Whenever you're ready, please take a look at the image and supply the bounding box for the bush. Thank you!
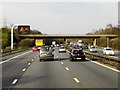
[110,38,120,50]
[18,38,34,48]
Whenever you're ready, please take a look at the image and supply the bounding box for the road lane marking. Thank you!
[74,78,80,83]
[65,67,69,70]
[22,68,26,72]
[61,62,63,64]
[0,50,32,65]
[32,59,34,61]
[90,60,120,73]
[86,58,120,73]
[28,63,31,65]
[12,79,18,85]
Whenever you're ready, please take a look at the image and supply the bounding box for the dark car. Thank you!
[69,49,85,61]
[39,46,54,61]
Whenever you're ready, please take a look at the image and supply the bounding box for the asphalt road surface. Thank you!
[1,47,119,89]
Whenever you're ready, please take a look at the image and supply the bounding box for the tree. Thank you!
[1,28,11,49]
[18,38,34,48]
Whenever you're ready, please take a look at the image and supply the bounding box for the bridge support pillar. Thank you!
[107,37,109,47]
[34,38,36,46]
[93,38,97,47]
[64,38,67,46]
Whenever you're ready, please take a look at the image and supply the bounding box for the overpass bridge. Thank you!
[19,34,118,47]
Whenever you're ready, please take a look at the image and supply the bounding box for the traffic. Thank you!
[31,39,118,63]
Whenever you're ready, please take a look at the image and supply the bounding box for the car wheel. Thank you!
[39,59,42,62]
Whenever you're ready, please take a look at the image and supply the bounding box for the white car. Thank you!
[89,46,97,52]
[59,46,66,52]
[103,47,114,55]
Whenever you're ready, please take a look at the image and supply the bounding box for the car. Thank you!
[89,46,97,52]
[39,46,54,61]
[69,49,86,61]
[103,47,114,55]
[59,46,66,53]
[32,46,39,51]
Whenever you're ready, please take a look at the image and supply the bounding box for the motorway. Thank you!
[1,47,119,89]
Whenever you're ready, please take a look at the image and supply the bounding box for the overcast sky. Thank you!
[1,1,118,34]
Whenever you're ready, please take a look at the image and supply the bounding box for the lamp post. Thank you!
[11,24,30,50]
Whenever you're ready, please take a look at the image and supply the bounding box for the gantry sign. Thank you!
[11,24,30,50]
[18,25,30,34]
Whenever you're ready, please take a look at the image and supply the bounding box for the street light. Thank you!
[11,24,30,50]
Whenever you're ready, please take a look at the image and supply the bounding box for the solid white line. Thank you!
[90,60,120,73]
[74,78,80,83]
[22,68,26,72]
[0,50,32,65]
[28,63,31,65]
[12,79,18,85]
[61,62,63,64]
[86,58,120,73]
[65,67,69,70]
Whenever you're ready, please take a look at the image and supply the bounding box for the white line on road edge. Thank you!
[65,67,69,70]
[74,78,80,83]
[22,68,26,72]
[90,60,120,73]
[0,50,32,65]
[28,63,31,65]
[86,58,120,73]
[12,79,18,85]
[61,62,63,64]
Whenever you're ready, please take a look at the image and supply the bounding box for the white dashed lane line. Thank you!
[61,62,64,64]
[12,79,18,85]
[22,68,26,72]
[28,63,31,65]
[74,78,80,83]
[65,67,69,70]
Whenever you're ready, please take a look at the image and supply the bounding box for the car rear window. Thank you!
[73,50,83,54]
[106,48,112,50]
[60,47,65,49]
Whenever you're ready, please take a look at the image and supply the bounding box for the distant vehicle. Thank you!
[32,46,39,51]
[77,40,84,47]
[35,39,43,46]
[69,49,85,61]
[59,46,66,53]
[56,44,59,47]
[103,47,114,55]
[52,41,56,45]
[39,46,54,61]
[89,46,97,52]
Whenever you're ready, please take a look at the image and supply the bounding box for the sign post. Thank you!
[11,24,30,50]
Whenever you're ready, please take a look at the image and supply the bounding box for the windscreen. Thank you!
[73,50,84,54]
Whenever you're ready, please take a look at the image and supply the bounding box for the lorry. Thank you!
[35,39,43,46]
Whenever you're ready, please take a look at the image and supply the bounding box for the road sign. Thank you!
[18,25,30,34]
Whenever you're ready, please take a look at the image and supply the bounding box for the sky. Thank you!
[1,1,118,34]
